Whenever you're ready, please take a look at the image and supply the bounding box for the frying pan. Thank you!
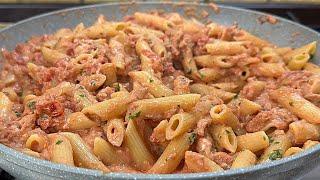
[0,2,319,180]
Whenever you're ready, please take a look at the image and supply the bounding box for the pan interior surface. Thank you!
[0,2,319,180]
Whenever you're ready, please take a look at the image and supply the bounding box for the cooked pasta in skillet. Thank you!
[0,12,318,174]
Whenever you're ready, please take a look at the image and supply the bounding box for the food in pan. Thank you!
[0,12,318,174]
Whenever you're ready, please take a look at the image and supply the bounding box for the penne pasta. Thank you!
[103,118,125,147]
[148,132,195,174]
[61,132,110,172]
[185,151,223,172]
[93,137,123,165]
[270,87,320,124]
[129,71,174,97]
[210,125,237,153]
[237,131,269,153]
[66,112,98,131]
[231,150,256,169]
[49,134,74,166]
[166,112,198,140]
[190,83,236,102]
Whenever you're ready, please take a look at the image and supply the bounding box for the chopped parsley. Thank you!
[56,140,63,145]
[79,94,86,98]
[79,85,85,90]
[289,101,294,106]
[273,141,280,145]
[17,91,23,97]
[27,101,36,110]
[263,136,266,141]
[90,80,96,86]
[188,132,197,145]
[233,93,239,100]
[269,149,282,161]
[199,72,205,79]
[268,135,274,143]
[226,130,231,134]
[149,78,154,83]
[15,111,21,117]
[114,83,120,92]
[310,54,314,60]
[128,111,141,120]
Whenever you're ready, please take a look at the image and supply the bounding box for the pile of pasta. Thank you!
[0,12,319,174]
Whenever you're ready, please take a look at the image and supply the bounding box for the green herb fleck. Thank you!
[274,141,280,145]
[188,132,197,145]
[226,130,231,134]
[15,111,21,117]
[199,72,205,79]
[79,94,86,98]
[289,101,294,106]
[269,149,282,161]
[128,111,141,120]
[56,140,63,145]
[233,93,239,100]
[149,78,154,83]
[17,91,23,97]
[27,101,36,110]
[114,83,120,92]
[268,135,274,143]
[310,54,314,60]
[79,85,85,89]
[90,80,96,86]
[263,136,266,141]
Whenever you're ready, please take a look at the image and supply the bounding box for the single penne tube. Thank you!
[231,150,256,169]
[206,41,246,55]
[49,134,74,166]
[25,134,47,153]
[79,74,106,92]
[284,147,303,157]
[148,132,195,174]
[207,22,224,37]
[60,132,110,172]
[253,63,285,78]
[150,120,169,147]
[127,94,201,120]
[181,43,199,80]
[124,119,154,171]
[198,68,221,82]
[194,55,233,68]
[41,46,67,64]
[82,92,130,121]
[66,112,98,131]
[303,140,320,150]
[99,63,117,86]
[237,131,269,153]
[135,38,156,75]
[288,120,320,145]
[270,87,320,124]
[166,112,197,140]
[190,83,236,102]
[259,133,292,163]
[93,137,123,165]
[210,125,237,153]
[287,53,310,70]
[283,41,317,63]
[234,30,271,48]
[129,71,174,97]
[210,82,240,93]
[185,151,223,172]
[147,33,166,57]
[239,98,262,116]
[109,37,126,71]
[134,12,173,31]
[210,104,240,130]
[103,118,125,147]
